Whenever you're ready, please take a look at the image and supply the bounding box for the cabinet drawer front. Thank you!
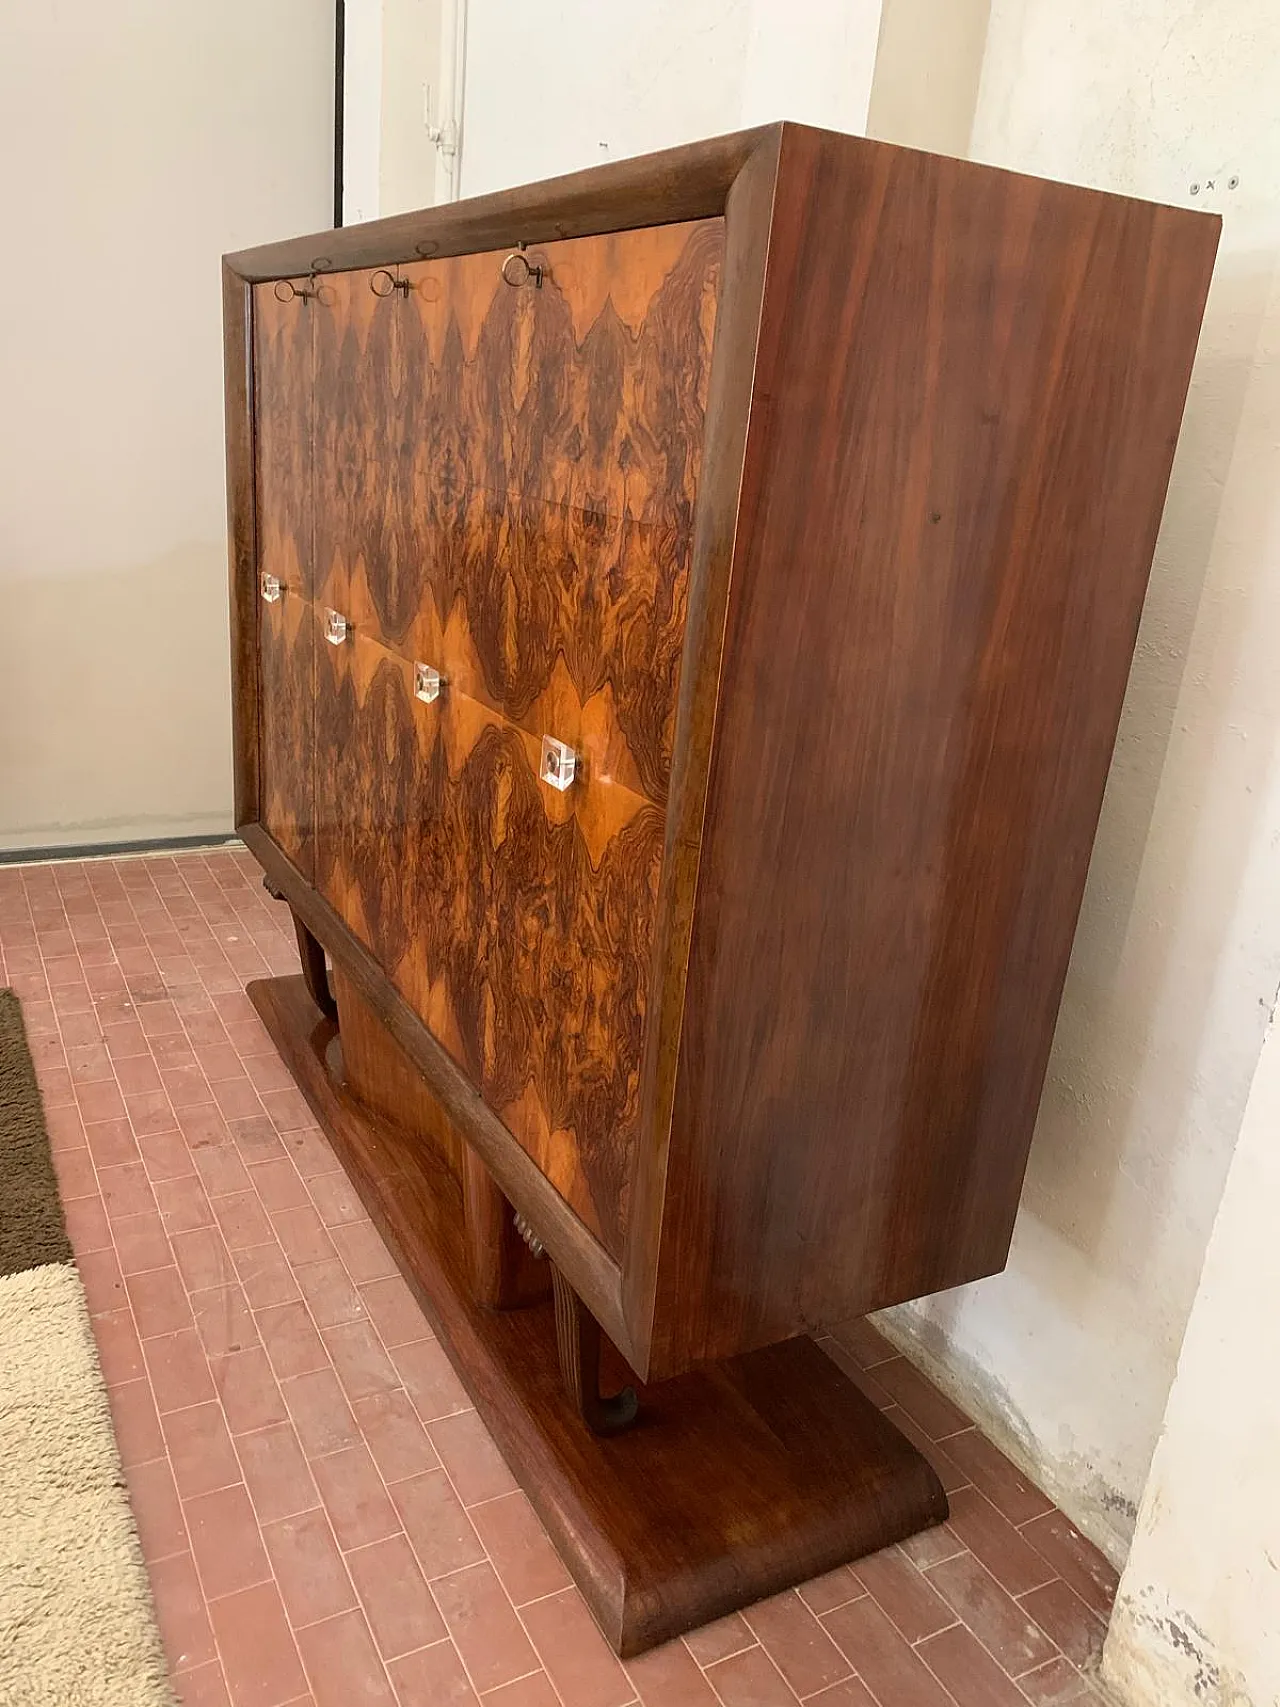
[313,626,661,1259]
[311,219,723,800]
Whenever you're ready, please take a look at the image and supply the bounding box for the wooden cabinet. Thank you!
[226,123,1217,1653]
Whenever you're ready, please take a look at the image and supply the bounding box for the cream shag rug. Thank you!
[0,988,172,1707]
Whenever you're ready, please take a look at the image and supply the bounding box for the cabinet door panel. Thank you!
[403,703,664,1260]
[311,623,662,1256]
[254,282,315,875]
[314,630,434,979]
[306,224,721,1255]
[311,221,722,800]
[311,269,434,648]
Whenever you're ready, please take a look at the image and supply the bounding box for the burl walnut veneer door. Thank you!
[253,279,317,881]
[309,226,723,1256]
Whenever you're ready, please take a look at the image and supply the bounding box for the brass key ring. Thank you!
[501,246,543,289]
[371,268,411,298]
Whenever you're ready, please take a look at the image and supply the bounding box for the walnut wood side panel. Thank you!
[644,128,1221,1374]
[227,125,1219,1391]
[248,971,947,1655]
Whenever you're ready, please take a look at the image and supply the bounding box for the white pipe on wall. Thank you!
[428,0,467,199]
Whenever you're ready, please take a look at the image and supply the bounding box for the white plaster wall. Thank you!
[865,0,990,158]
[380,0,443,213]
[0,3,333,852]
[343,0,385,222]
[875,0,1280,1565]
[342,0,445,221]
[1105,980,1280,1704]
[459,0,882,198]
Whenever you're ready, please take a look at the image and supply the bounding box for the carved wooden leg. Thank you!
[551,1264,638,1436]
[264,876,337,1021]
[292,914,338,1021]
[464,1147,539,1309]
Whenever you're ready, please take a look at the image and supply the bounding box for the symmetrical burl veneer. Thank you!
[225,122,1218,1652]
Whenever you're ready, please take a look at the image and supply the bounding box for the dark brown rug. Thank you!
[0,987,72,1276]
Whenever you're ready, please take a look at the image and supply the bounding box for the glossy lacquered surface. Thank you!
[228,123,1219,1385]
[254,225,723,1260]
[250,971,947,1656]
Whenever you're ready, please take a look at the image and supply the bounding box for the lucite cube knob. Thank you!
[414,662,444,704]
[323,608,351,645]
[260,572,282,603]
[539,735,577,792]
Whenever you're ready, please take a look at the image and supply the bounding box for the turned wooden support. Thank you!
[264,881,338,1023]
[463,1147,537,1310]
[551,1264,638,1436]
[293,916,337,1020]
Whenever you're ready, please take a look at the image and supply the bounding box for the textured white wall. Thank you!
[0,3,334,852]
[459,0,882,198]
[342,0,445,220]
[865,0,990,157]
[874,0,1280,1566]
[1105,982,1280,1704]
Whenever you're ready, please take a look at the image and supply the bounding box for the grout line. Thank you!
[22,852,1111,1707]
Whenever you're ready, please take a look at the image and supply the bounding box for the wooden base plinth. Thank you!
[249,974,948,1655]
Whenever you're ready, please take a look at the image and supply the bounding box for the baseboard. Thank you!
[0,834,242,868]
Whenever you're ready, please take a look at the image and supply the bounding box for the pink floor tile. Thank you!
[3,848,1118,1707]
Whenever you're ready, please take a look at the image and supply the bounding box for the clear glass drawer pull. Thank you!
[414,663,444,704]
[260,572,282,603]
[324,609,351,645]
[539,735,577,792]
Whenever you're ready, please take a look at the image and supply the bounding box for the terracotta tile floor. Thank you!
[0,848,1120,1707]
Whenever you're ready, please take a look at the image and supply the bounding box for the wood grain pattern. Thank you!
[257,593,315,881]
[249,970,948,1655]
[253,281,316,876]
[300,224,722,1256]
[325,960,465,1172]
[313,628,665,1257]
[224,125,769,282]
[643,126,1221,1375]
[229,126,1218,1392]
[312,222,723,800]
[462,1143,549,1310]
[330,965,548,1308]
[243,822,632,1362]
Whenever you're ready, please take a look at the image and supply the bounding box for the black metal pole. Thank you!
[333,0,345,228]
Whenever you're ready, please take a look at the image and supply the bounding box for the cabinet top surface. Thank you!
[223,120,1218,286]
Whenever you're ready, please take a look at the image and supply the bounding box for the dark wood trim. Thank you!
[241,822,635,1362]
[461,1146,547,1310]
[624,126,782,1368]
[291,910,337,1019]
[551,1265,639,1436]
[222,125,776,282]
[249,971,949,1656]
[223,262,260,830]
